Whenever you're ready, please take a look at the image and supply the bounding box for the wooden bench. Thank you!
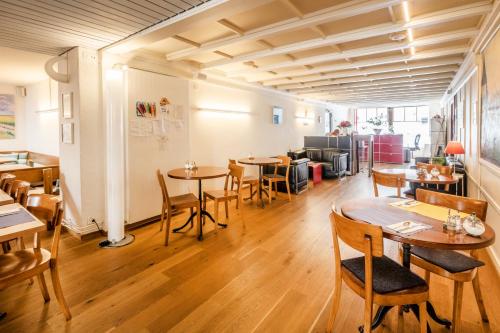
[0,151,59,186]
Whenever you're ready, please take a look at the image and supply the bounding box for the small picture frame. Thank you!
[272,106,283,125]
[62,92,73,119]
[61,123,74,144]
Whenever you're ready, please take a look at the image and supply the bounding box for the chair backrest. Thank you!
[274,155,291,178]
[156,170,171,208]
[0,173,16,191]
[43,168,53,194]
[27,194,62,230]
[416,162,452,176]
[225,163,244,194]
[414,134,421,148]
[416,189,488,221]
[10,180,30,207]
[228,159,236,165]
[372,170,405,197]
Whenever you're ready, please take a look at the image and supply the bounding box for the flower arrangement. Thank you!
[338,120,352,128]
[366,115,384,127]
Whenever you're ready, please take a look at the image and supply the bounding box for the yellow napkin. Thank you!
[391,200,468,221]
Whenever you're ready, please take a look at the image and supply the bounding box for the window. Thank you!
[356,107,388,133]
[392,105,430,147]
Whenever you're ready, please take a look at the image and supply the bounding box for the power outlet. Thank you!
[88,217,98,225]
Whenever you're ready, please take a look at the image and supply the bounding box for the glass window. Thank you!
[366,108,377,120]
[405,107,417,121]
[357,108,367,123]
[393,107,405,121]
[417,105,429,123]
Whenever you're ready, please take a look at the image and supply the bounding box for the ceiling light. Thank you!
[407,28,414,42]
[402,1,411,22]
[410,47,416,55]
[389,32,407,41]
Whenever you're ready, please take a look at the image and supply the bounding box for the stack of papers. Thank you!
[390,199,422,208]
[387,220,432,234]
[0,208,20,217]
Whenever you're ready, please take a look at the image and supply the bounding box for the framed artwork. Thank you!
[272,106,283,125]
[480,30,500,167]
[62,92,73,119]
[0,94,15,139]
[61,123,74,144]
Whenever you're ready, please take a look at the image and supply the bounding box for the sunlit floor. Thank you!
[1,164,498,333]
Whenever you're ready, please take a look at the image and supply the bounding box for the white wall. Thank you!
[24,79,59,156]
[0,83,25,150]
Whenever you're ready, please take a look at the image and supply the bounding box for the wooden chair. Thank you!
[229,159,258,201]
[157,170,200,246]
[203,163,244,233]
[415,162,452,176]
[262,155,291,204]
[409,189,489,332]
[0,197,72,320]
[27,194,62,230]
[8,180,30,207]
[372,169,406,198]
[42,168,60,195]
[327,209,428,333]
[0,173,16,191]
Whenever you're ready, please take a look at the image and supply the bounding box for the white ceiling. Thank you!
[0,0,212,55]
[0,47,51,85]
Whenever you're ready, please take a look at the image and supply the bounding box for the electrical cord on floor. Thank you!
[92,219,105,236]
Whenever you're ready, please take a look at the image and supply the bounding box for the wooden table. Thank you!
[168,166,228,240]
[0,203,45,321]
[340,197,495,332]
[375,168,459,185]
[238,157,282,208]
[0,189,14,206]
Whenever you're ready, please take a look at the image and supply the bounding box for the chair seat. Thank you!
[0,248,50,283]
[170,193,199,208]
[262,174,286,181]
[411,246,484,273]
[342,255,427,294]
[203,189,239,200]
[242,175,259,184]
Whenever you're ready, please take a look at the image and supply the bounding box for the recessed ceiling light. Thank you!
[389,32,407,41]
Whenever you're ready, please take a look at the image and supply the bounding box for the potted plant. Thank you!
[367,115,385,135]
[337,120,352,135]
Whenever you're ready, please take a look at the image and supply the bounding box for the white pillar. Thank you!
[104,68,127,243]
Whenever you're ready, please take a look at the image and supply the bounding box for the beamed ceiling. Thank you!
[112,0,492,105]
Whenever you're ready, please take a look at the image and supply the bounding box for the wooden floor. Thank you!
[1,168,499,333]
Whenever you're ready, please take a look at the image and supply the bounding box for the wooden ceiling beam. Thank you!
[226,28,476,76]
[279,0,303,18]
[249,45,468,82]
[200,1,490,68]
[171,35,201,47]
[265,56,463,86]
[317,89,447,99]
[166,0,402,60]
[217,19,245,35]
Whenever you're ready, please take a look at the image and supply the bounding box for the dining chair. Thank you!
[229,159,258,201]
[262,155,291,204]
[327,208,428,333]
[8,180,30,207]
[28,194,63,230]
[415,162,452,176]
[409,189,489,332]
[42,168,60,195]
[0,173,16,191]
[372,169,406,198]
[203,163,244,233]
[157,170,200,246]
[0,197,72,320]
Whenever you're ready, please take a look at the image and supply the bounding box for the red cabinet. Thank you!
[373,134,403,164]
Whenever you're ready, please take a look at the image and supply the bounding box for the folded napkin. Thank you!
[0,208,20,217]
[387,220,432,235]
[389,199,422,208]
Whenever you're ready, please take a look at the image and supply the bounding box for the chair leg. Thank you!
[224,201,229,219]
[190,207,194,228]
[472,273,489,322]
[425,270,430,285]
[203,195,207,225]
[285,180,291,202]
[250,184,254,200]
[326,278,342,333]
[214,200,219,234]
[50,264,72,320]
[363,298,373,333]
[268,180,273,205]
[452,281,464,333]
[159,204,165,232]
[419,302,427,333]
[164,213,172,246]
[37,272,51,302]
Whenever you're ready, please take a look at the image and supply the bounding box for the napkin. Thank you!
[387,220,432,234]
[390,199,422,208]
[0,208,20,217]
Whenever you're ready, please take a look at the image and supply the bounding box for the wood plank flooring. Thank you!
[1,169,499,333]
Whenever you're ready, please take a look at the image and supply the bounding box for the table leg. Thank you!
[258,165,265,208]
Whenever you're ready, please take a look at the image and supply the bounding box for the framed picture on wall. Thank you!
[272,106,283,125]
[62,92,73,119]
[61,123,74,144]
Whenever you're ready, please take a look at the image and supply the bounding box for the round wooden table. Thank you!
[238,157,282,208]
[340,196,495,331]
[376,168,458,185]
[168,166,228,240]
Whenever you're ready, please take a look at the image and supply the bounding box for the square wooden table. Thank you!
[0,204,45,243]
[0,189,14,206]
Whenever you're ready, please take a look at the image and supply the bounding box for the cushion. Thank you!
[17,159,27,165]
[263,174,285,180]
[321,149,341,163]
[411,246,484,273]
[18,152,28,159]
[342,255,427,294]
[0,153,18,160]
[305,149,322,162]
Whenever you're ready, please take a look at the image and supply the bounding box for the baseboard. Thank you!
[486,247,500,278]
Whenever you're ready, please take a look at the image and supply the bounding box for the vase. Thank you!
[373,128,382,135]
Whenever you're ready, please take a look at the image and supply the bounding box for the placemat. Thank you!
[0,209,35,229]
[390,200,468,222]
